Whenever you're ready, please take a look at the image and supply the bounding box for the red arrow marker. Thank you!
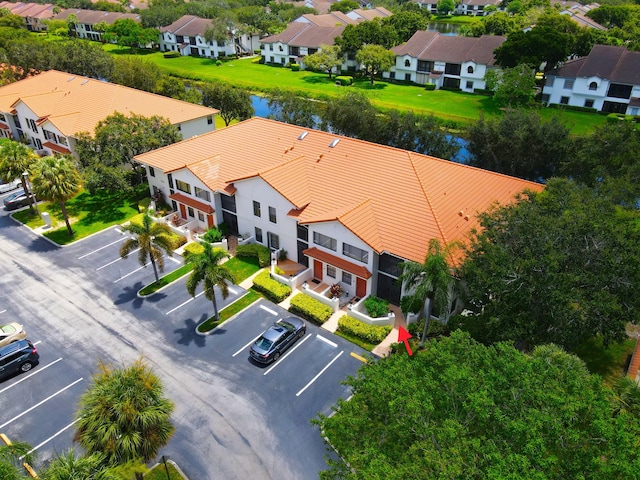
[397,326,413,356]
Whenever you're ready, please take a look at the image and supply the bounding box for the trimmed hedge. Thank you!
[290,63,300,71]
[183,242,204,256]
[288,293,333,325]
[163,51,181,58]
[335,75,353,86]
[236,243,271,267]
[364,296,389,318]
[252,271,291,303]
[337,315,392,343]
[424,84,436,91]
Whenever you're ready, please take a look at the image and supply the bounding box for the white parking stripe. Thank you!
[228,286,238,295]
[0,378,83,429]
[165,291,205,315]
[259,305,278,316]
[316,334,338,348]
[0,309,6,314]
[113,262,151,283]
[22,419,81,457]
[263,334,311,376]
[77,236,128,259]
[96,248,140,271]
[232,333,263,357]
[296,351,344,397]
[0,358,63,394]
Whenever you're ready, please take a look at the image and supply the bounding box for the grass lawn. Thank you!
[573,336,637,384]
[145,462,184,480]
[139,263,193,296]
[102,44,607,135]
[224,255,261,283]
[11,185,148,245]
[333,329,378,353]
[197,288,262,333]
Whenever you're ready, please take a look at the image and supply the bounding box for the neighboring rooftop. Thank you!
[53,8,141,25]
[135,117,542,264]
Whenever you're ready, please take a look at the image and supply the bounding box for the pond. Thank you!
[427,22,461,36]
[250,96,470,163]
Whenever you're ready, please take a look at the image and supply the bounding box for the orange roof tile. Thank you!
[135,118,543,263]
[43,141,71,154]
[0,70,218,138]
[169,192,214,213]
[304,247,372,279]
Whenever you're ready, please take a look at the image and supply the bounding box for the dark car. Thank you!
[0,339,39,381]
[3,189,36,211]
[249,317,306,364]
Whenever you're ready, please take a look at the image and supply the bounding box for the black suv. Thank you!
[0,339,39,381]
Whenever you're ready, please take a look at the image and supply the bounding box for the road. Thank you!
[0,205,368,479]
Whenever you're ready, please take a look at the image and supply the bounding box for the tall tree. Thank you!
[30,155,81,236]
[0,441,33,480]
[458,178,640,352]
[494,26,572,71]
[317,331,640,479]
[484,64,536,107]
[40,451,119,480]
[119,214,175,284]
[75,359,175,465]
[337,19,398,53]
[184,242,235,321]
[0,140,39,213]
[302,45,342,79]
[398,239,460,346]
[356,44,395,85]
[109,56,162,92]
[267,89,319,129]
[102,19,157,51]
[383,11,430,43]
[201,82,254,126]
[321,91,380,141]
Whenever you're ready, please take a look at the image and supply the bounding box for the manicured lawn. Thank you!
[573,336,637,384]
[224,255,261,283]
[139,263,194,296]
[11,185,148,245]
[334,329,378,353]
[102,45,607,134]
[197,288,262,333]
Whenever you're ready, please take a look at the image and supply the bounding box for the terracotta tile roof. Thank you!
[304,247,372,278]
[350,7,393,20]
[159,15,214,36]
[43,141,71,154]
[0,70,218,138]
[393,32,506,66]
[53,9,141,25]
[135,118,543,264]
[261,23,345,48]
[297,11,355,27]
[169,192,214,213]
[0,2,56,19]
[549,45,640,85]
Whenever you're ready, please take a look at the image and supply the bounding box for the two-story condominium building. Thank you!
[159,15,259,58]
[0,70,218,156]
[454,0,502,16]
[542,45,640,114]
[135,117,542,306]
[0,1,57,31]
[53,9,142,41]
[384,31,506,91]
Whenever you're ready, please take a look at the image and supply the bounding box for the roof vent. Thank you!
[67,75,75,82]
[80,79,89,85]
[297,131,308,140]
[328,138,340,148]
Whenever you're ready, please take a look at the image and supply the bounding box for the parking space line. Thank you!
[263,334,312,376]
[165,292,205,315]
[0,358,63,394]
[113,262,151,283]
[228,286,238,295]
[259,305,278,316]
[316,334,338,348]
[296,351,344,397]
[96,248,140,271]
[77,236,128,259]
[22,419,81,457]
[232,333,263,357]
[0,378,83,429]
[0,309,5,314]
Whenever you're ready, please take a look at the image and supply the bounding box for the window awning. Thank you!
[303,247,372,279]
[169,192,214,214]
[43,141,71,154]
[0,122,9,130]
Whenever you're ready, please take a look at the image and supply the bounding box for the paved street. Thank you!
[0,203,369,479]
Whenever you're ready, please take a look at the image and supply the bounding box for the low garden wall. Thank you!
[347,297,395,326]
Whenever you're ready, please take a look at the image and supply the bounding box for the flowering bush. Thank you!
[329,283,343,299]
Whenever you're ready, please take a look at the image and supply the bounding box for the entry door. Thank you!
[206,214,214,228]
[356,277,366,298]
[179,204,186,218]
[313,260,323,281]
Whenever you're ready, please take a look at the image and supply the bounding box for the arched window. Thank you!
[404,59,410,67]
[589,81,598,91]
[467,66,474,74]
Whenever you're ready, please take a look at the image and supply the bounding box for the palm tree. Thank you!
[74,359,175,465]
[0,140,39,214]
[30,155,81,236]
[185,242,235,321]
[398,239,460,347]
[39,450,119,480]
[119,213,174,283]
[0,441,33,480]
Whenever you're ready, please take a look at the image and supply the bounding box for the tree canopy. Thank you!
[201,82,254,126]
[356,44,396,85]
[318,331,640,479]
[302,45,342,79]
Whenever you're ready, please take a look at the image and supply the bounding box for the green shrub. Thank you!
[290,63,300,71]
[183,242,204,256]
[215,59,222,66]
[606,113,634,123]
[288,293,333,325]
[168,234,187,250]
[274,266,285,275]
[364,296,389,318]
[203,227,223,243]
[236,243,271,267]
[335,75,353,86]
[163,51,181,58]
[424,84,436,91]
[338,315,392,343]
[138,197,151,212]
[252,270,291,302]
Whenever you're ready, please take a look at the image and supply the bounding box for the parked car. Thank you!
[0,322,27,348]
[0,339,39,381]
[249,317,306,364]
[3,189,36,211]
[0,178,20,194]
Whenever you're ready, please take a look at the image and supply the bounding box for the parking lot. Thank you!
[0,216,370,478]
